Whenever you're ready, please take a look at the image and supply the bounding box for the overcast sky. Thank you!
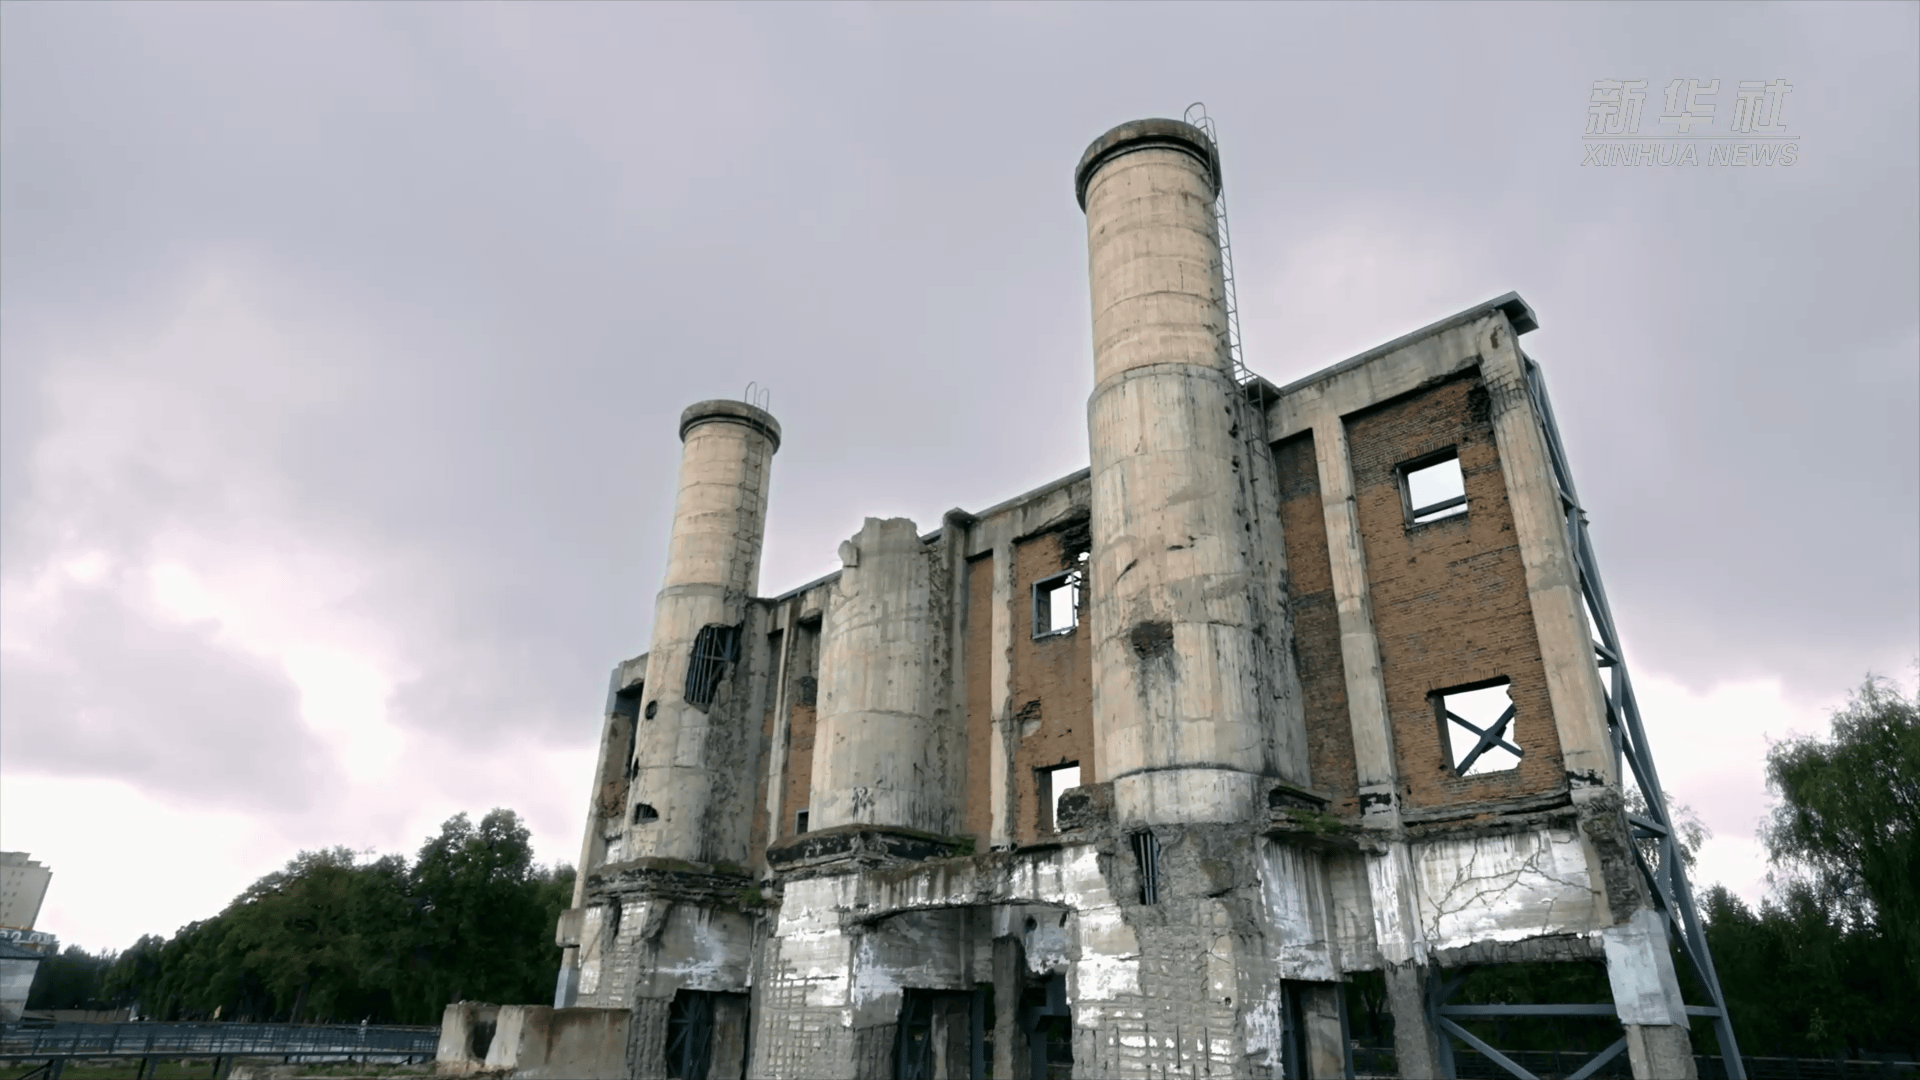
[2,2,1914,955]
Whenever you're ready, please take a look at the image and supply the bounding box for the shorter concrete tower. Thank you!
[625,399,780,866]
[809,517,961,836]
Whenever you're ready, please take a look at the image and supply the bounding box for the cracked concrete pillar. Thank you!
[1296,983,1347,1080]
[1076,117,1305,829]
[992,937,1030,1080]
[1384,964,1442,1079]
[1604,909,1698,1079]
[628,400,779,865]
[810,516,959,835]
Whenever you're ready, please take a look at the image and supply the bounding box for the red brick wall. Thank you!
[1272,432,1361,816]
[1009,529,1095,843]
[777,622,820,840]
[1344,372,1566,809]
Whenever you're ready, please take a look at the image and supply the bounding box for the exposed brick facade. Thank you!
[1272,430,1361,816]
[1009,528,1095,844]
[1343,371,1566,810]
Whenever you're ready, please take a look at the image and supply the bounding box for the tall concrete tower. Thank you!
[625,399,780,865]
[1076,119,1304,829]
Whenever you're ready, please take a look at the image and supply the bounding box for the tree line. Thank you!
[28,808,573,1026]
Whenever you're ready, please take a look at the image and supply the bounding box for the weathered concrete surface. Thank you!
[812,517,960,836]
[1626,1021,1700,1080]
[1479,318,1616,792]
[1602,908,1688,1026]
[1606,907,1697,1078]
[435,1001,500,1075]
[1312,412,1400,826]
[628,400,779,867]
[1079,117,1305,830]
[1384,964,1442,1079]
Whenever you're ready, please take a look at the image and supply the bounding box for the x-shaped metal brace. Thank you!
[1448,704,1519,773]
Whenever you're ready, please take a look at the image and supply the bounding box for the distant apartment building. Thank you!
[0,853,55,1023]
[1,853,52,930]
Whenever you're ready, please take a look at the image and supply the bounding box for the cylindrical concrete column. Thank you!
[810,516,952,835]
[627,400,780,864]
[1076,118,1276,826]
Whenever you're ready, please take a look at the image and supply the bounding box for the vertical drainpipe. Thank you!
[626,399,781,865]
[1075,119,1290,828]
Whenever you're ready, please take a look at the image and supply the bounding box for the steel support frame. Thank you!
[1519,354,1745,1078]
[1409,358,1747,1079]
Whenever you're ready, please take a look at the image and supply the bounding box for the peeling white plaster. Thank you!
[1416,828,1601,949]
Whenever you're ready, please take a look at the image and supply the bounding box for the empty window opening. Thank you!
[1037,763,1081,832]
[632,802,659,824]
[1404,453,1468,525]
[612,687,642,721]
[1130,830,1161,904]
[794,809,809,835]
[1435,681,1523,776]
[684,624,742,710]
[1031,555,1087,637]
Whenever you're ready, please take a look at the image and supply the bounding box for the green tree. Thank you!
[1763,675,1919,972]
[220,847,416,1022]
[99,807,573,1025]
[1702,675,1920,1057]
[400,809,573,1021]
[25,945,117,1011]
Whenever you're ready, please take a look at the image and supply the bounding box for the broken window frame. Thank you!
[632,802,659,824]
[1400,448,1469,527]
[1431,677,1523,777]
[684,624,742,711]
[1030,563,1085,639]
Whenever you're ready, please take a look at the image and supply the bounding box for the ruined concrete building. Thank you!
[548,117,1740,1080]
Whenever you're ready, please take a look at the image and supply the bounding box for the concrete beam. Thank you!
[1477,318,1617,791]
[1311,413,1399,825]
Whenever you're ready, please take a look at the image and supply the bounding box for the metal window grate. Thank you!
[684,624,741,709]
[665,990,714,1080]
[1130,831,1160,904]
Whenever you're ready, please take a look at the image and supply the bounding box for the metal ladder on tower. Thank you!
[1184,102,1256,390]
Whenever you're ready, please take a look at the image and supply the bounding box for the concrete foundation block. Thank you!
[1625,1022,1698,1080]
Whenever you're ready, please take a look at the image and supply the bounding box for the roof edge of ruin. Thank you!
[1266,292,1539,400]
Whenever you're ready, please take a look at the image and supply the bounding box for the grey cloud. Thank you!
[0,582,343,813]
[1,0,1913,804]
